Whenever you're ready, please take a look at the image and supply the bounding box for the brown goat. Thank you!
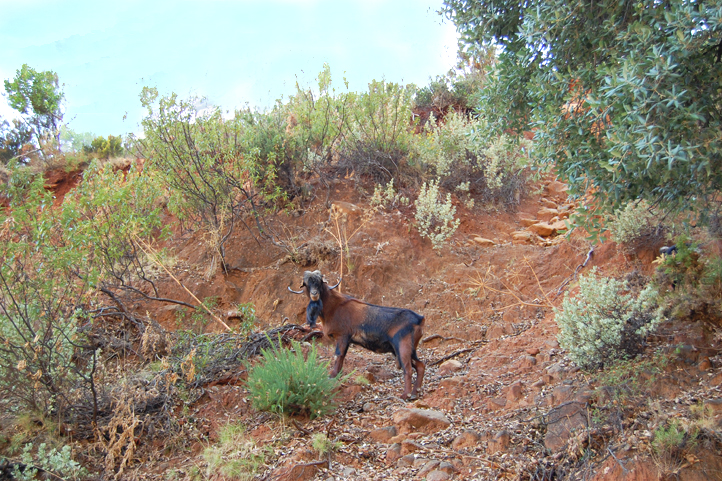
[289,270,425,399]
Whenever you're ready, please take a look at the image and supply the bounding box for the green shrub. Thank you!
[554,268,662,369]
[83,134,123,159]
[653,237,722,321]
[370,178,408,210]
[311,432,342,457]
[414,179,460,250]
[246,340,339,418]
[12,442,86,481]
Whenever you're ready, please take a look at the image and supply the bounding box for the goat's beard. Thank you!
[306,299,323,328]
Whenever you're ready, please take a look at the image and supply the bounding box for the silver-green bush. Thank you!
[554,268,662,369]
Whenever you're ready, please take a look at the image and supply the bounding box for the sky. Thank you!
[0,0,459,137]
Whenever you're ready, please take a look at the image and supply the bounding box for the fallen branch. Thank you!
[430,348,474,367]
[553,247,594,299]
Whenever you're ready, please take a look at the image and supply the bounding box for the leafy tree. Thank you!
[0,118,33,164]
[135,88,286,270]
[4,64,64,143]
[83,134,124,158]
[443,1,722,227]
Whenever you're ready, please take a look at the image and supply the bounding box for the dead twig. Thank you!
[292,420,312,436]
[133,235,232,331]
[430,348,474,367]
[553,247,594,300]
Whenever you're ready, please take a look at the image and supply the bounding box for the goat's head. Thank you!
[287,270,340,301]
[288,270,340,327]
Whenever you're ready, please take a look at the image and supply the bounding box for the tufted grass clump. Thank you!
[246,340,339,419]
[554,268,662,370]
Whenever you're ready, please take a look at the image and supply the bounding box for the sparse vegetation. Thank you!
[202,421,269,480]
[414,178,460,250]
[554,268,662,369]
[246,340,339,418]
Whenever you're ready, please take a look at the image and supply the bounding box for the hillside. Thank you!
[18,168,716,481]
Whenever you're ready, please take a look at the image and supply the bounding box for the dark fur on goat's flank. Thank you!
[290,270,425,400]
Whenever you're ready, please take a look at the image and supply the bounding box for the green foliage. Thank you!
[202,421,268,480]
[0,161,164,417]
[653,237,722,320]
[0,118,33,164]
[59,127,96,153]
[444,0,722,228]
[311,432,342,457]
[554,268,662,369]
[414,178,460,250]
[83,134,124,159]
[370,178,408,210]
[413,111,530,204]
[4,64,64,143]
[12,442,86,481]
[246,340,339,418]
[136,88,285,268]
[609,201,657,245]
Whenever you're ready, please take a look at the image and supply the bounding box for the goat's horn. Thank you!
[287,286,304,294]
[327,278,342,290]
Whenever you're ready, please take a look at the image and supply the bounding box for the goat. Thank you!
[289,270,425,400]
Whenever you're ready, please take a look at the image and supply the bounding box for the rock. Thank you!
[512,230,535,244]
[418,460,441,478]
[439,377,464,390]
[413,457,429,467]
[473,236,496,247]
[544,402,588,452]
[537,207,559,222]
[551,385,575,405]
[487,397,507,411]
[529,222,555,237]
[487,430,511,454]
[426,471,451,481]
[369,426,398,443]
[361,371,376,383]
[526,347,540,356]
[400,440,424,455]
[452,430,481,450]
[547,181,568,196]
[519,216,538,227]
[397,454,416,467]
[330,201,362,221]
[531,379,546,391]
[545,339,560,349]
[393,408,452,434]
[541,198,558,208]
[437,462,456,474]
[549,219,568,232]
[274,460,328,481]
[363,402,377,412]
[519,355,537,368]
[507,382,524,402]
[386,443,402,464]
[698,357,712,371]
[438,359,464,375]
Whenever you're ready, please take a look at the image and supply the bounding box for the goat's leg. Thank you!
[330,336,350,378]
[395,341,415,400]
[411,351,425,398]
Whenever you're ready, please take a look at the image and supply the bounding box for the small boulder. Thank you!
[473,237,496,247]
[544,402,588,452]
[397,454,416,467]
[537,207,559,222]
[511,230,535,244]
[438,359,463,375]
[369,426,398,443]
[426,471,451,481]
[452,430,481,450]
[507,382,524,402]
[386,443,402,464]
[401,439,424,455]
[529,222,555,237]
[418,460,441,478]
[487,430,511,454]
[393,408,451,434]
